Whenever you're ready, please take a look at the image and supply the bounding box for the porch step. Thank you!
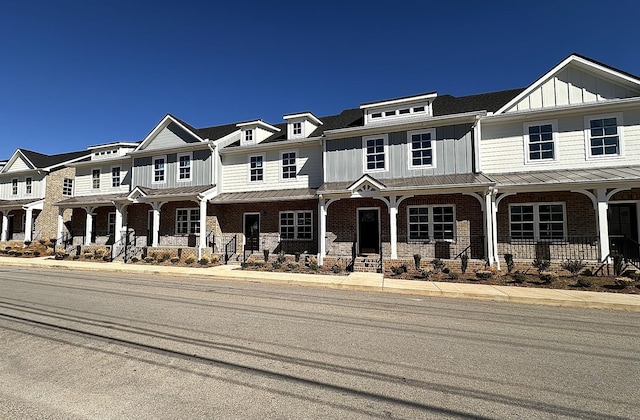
[224,253,243,264]
[353,256,381,273]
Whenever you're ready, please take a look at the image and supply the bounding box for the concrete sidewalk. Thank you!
[2,256,640,312]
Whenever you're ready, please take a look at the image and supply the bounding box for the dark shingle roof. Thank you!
[432,88,525,116]
[19,149,90,169]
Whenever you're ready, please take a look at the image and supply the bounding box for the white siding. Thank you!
[0,174,45,199]
[221,144,322,193]
[74,164,131,196]
[141,123,200,152]
[509,65,640,113]
[4,156,31,173]
[482,108,640,173]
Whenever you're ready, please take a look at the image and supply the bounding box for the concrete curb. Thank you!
[2,257,640,312]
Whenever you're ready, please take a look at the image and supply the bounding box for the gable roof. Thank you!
[432,88,525,116]
[1,148,90,173]
[134,114,207,153]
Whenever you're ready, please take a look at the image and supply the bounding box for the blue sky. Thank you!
[1,1,639,159]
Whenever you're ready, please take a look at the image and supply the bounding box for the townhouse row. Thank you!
[2,53,640,270]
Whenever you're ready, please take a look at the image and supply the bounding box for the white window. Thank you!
[293,122,302,136]
[111,167,121,188]
[279,211,312,240]
[282,151,296,179]
[92,169,100,189]
[11,178,17,195]
[178,154,191,181]
[525,121,557,163]
[176,208,200,234]
[249,154,264,182]
[408,129,435,168]
[407,205,455,241]
[509,203,566,240]
[585,114,622,158]
[25,177,32,195]
[245,129,253,142]
[63,178,73,196]
[153,157,165,183]
[363,134,387,172]
[107,212,116,235]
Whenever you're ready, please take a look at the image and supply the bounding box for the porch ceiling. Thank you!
[210,188,317,203]
[490,166,640,190]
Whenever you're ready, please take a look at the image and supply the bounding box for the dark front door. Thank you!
[7,215,14,240]
[608,203,639,258]
[358,209,379,254]
[244,213,260,251]
[147,211,153,246]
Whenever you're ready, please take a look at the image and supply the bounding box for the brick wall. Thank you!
[35,167,75,240]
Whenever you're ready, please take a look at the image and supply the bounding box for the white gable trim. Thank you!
[494,55,640,115]
[135,115,204,152]
[1,150,36,174]
[347,174,387,192]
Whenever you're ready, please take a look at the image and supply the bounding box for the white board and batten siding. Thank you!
[505,65,640,113]
[132,149,212,189]
[482,108,640,173]
[140,123,202,153]
[221,144,322,193]
[74,164,132,196]
[0,173,45,199]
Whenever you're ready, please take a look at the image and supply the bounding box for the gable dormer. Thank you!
[361,92,437,125]
[88,142,138,161]
[236,120,281,146]
[282,112,323,139]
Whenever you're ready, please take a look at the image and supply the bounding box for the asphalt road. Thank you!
[0,266,638,419]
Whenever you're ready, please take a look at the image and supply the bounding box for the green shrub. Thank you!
[144,257,155,263]
[561,259,586,276]
[272,262,282,270]
[413,254,422,271]
[582,268,594,277]
[513,271,527,284]
[391,264,407,275]
[532,258,551,273]
[185,256,196,264]
[615,278,633,288]
[460,253,469,274]
[277,251,286,264]
[576,278,593,288]
[629,271,640,282]
[475,270,493,280]
[539,271,558,284]
[198,257,209,265]
[170,257,180,264]
[431,258,446,273]
[308,256,318,271]
[448,272,459,280]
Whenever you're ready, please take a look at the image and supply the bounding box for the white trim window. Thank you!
[25,177,32,195]
[585,113,623,159]
[153,156,166,183]
[408,129,435,168]
[92,169,101,189]
[111,167,121,188]
[407,205,455,241]
[176,208,200,234]
[62,178,73,196]
[178,153,192,181]
[363,134,388,172]
[249,154,264,182]
[245,129,253,143]
[281,151,297,179]
[107,212,116,235]
[509,202,566,240]
[293,122,302,136]
[524,120,557,163]
[11,178,18,195]
[279,211,313,240]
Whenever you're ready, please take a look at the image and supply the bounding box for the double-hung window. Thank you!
[363,134,387,172]
[153,157,165,183]
[408,129,435,168]
[585,114,622,158]
[525,121,556,162]
[62,178,73,196]
[407,205,455,241]
[111,167,121,188]
[293,122,302,136]
[509,203,565,240]
[282,151,296,179]
[279,211,312,240]
[107,212,116,235]
[92,169,100,189]
[25,177,32,195]
[249,155,264,182]
[176,208,200,234]
[245,129,253,142]
[178,154,191,181]
[11,178,17,195]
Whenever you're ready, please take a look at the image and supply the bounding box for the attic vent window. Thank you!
[399,108,411,114]
[293,122,302,135]
[413,106,426,112]
[371,112,383,119]
[385,110,396,117]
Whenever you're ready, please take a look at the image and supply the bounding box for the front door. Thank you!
[608,203,639,258]
[358,208,379,254]
[7,215,14,240]
[244,213,260,252]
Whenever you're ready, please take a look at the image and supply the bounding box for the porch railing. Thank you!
[398,235,486,260]
[497,235,600,261]
[224,235,237,264]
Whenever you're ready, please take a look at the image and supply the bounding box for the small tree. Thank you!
[460,253,469,274]
[413,254,422,271]
[504,253,515,273]
[561,259,586,277]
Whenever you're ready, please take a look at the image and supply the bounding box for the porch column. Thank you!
[114,204,126,244]
[484,189,495,266]
[151,202,162,248]
[596,188,610,261]
[389,196,398,259]
[83,207,95,246]
[24,207,34,242]
[1,212,7,242]
[56,208,64,242]
[318,198,327,266]
[198,198,207,259]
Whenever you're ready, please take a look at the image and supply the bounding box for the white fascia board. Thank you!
[494,55,640,115]
[129,141,213,157]
[135,115,204,152]
[236,120,281,132]
[127,186,147,201]
[71,155,132,167]
[198,186,218,201]
[212,130,241,148]
[482,96,640,124]
[219,136,322,155]
[88,142,140,150]
[347,174,387,192]
[360,93,438,110]
[23,199,45,211]
[1,150,35,174]
[325,111,485,139]
[282,112,323,125]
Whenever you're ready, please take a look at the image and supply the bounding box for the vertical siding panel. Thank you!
[582,72,598,102]
[541,79,556,108]
[529,87,543,109]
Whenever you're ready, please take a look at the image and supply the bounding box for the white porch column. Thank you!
[56,208,65,242]
[24,207,34,242]
[198,198,207,259]
[491,191,500,270]
[114,204,125,244]
[484,189,495,266]
[1,212,8,242]
[318,198,327,266]
[84,207,95,246]
[596,188,610,261]
[152,203,162,248]
[389,196,398,259]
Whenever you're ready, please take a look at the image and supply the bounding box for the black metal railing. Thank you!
[496,236,600,261]
[274,239,315,255]
[609,235,640,270]
[224,235,237,264]
[398,235,486,260]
